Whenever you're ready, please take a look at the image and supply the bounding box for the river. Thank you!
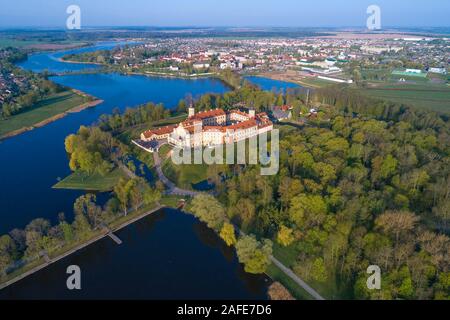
[0,42,299,299]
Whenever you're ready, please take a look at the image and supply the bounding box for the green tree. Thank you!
[276,225,295,247]
[219,223,237,247]
[235,235,272,274]
[190,194,226,231]
[0,235,16,275]
[310,257,327,282]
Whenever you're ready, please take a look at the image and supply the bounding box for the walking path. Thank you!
[142,143,324,300]
[270,256,325,300]
[0,205,163,291]
[152,149,199,197]
[237,229,325,300]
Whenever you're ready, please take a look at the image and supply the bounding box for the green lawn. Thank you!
[160,195,185,207]
[266,263,314,300]
[53,168,127,192]
[272,242,299,267]
[272,242,353,299]
[0,38,40,48]
[116,113,187,144]
[0,38,88,49]
[302,77,338,87]
[0,91,90,138]
[159,144,172,159]
[162,159,208,190]
[357,83,450,113]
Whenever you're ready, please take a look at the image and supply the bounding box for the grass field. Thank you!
[358,83,450,113]
[0,91,90,138]
[0,38,41,48]
[0,38,88,49]
[116,114,188,143]
[266,263,314,300]
[53,168,127,192]
[297,76,337,88]
[162,159,208,190]
[271,242,353,299]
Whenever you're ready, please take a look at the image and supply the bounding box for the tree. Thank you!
[73,212,92,240]
[74,194,102,228]
[143,183,162,205]
[190,194,226,231]
[235,235,272,274]
[277,225,295,247]
[114,178,132,215]
[219,223,237,247]
[289,194,328,229]
[236,198,256,229]
[310,257,327,282]
[60,222,74,243]
[268,282,295,300]
[375,211,419,246]
[0,235,15,275]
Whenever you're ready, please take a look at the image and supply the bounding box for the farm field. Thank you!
[0,91,91,138]
[358,83,450,113]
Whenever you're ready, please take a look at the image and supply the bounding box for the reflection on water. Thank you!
[0,209,269,300]
[0,43,300,299]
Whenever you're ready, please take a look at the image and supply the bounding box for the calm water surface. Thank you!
[0,209,269,300]
[0,44,297,299]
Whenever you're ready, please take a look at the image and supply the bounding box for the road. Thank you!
[152,150,199,197]
[151,145,325,300]
[0,205,163,291]
[270,256,325,300]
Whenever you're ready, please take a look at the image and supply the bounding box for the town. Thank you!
[61,34,448,87]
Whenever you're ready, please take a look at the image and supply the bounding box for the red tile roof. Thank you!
[227,119,258,131]
[229,110,250,118]
[190,109,226,120]
[142,125,176,138]
[204,126,226,132]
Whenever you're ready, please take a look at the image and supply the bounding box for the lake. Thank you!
[0,208,270,300]
[0,43,298,299]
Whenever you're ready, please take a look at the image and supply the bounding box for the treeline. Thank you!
[97,103,171,133]
[190,194,273,274]
[0,54,64,119]
[0,177,161,278]
[313,85,449,133]
[65,126,119,176]
[203,110,449,299]
[180,81,306,115]
[62,50,113,64]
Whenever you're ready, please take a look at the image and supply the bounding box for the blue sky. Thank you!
[0,0,449,28]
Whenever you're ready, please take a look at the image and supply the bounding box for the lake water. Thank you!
[1,44,228,234]
[245,76,301,92]
[0,43,298,299]
[0,208,269,300]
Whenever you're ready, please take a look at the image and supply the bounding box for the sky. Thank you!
[0,0,449,28]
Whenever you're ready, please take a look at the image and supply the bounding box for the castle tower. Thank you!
[188,104,195,118]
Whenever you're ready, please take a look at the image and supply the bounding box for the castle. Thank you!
[140,107,273,148]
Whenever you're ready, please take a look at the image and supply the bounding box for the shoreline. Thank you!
[127,70,218,79]
[254,72,320,89]
[0,90,103,142]
[0,204,164,291]
[57,57,104,66]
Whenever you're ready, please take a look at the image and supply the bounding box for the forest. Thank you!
[188,83,450,299]
[1,80,449,299]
